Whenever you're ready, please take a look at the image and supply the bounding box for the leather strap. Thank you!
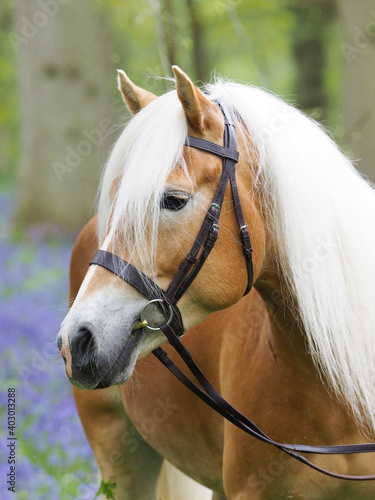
[91,250,166,300]
[154,323,375,481]
[91,250,184,335]
[185,136,239,162]
[165,163,230,305]
[172,102,253,300]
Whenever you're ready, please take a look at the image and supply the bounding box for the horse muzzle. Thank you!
[56,318,146,390]
[56,297,174,390]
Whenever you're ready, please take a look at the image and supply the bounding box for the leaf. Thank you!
[94,479,117,499]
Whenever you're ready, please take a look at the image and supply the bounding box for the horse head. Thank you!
[57,67,265,390]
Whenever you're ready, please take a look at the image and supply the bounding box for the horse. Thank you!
[57,66,375,499]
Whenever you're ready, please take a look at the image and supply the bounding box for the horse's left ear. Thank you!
[172,65,218,132]
[117,69,157,114]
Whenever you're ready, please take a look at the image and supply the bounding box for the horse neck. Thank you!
[235,138,315,375]
[253,254,318,377]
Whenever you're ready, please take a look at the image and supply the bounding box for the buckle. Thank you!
[210,203,221,217]
[205,224,220,250]
[239,225,252,255]
[210,223,220,239]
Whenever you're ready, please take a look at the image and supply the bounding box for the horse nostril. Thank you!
[70,326,97,369]
[56,333,63,351]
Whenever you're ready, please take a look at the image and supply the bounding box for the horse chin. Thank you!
[137,331,167,358]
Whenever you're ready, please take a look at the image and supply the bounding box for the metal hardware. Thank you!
[140,299,174,331]
[132,319,149,331]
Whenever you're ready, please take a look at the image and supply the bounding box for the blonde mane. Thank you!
[98,91,190,273]
[98,79,375,434]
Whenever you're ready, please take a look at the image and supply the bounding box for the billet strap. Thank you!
[153,323,375,481]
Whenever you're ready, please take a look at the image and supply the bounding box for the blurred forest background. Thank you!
[1,1,375,497]
[0,0,375,236]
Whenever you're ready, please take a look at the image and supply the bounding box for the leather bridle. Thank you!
[90,102,375,481]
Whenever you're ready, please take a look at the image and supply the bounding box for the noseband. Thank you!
[90,102,375,481]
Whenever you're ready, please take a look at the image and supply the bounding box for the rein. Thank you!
[90,103,375,481]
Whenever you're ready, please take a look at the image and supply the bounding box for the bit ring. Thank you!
[140,299,174,331]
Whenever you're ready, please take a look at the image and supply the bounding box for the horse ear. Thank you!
[172,65,216,132]
[117,69,157,114]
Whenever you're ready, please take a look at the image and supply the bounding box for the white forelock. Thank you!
[98,90,190,275]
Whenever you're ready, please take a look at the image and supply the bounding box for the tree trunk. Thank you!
[162,0,177,66]
[149,0,178,78]
[186,0,208,82]
[0,1,17,186]
[13,0,120,235]
[336,0,375,181]
[149,0,208,83]
[290,0,335,121]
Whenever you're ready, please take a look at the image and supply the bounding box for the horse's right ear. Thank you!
[117,70,157,114]
[172,65,219,132]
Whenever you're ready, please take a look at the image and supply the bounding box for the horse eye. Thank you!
[160,193,190,211]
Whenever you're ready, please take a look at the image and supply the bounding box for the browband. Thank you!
[185,136,239,162]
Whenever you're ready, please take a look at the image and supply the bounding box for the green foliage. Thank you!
[0,0,345,191]
[0,0,20,188]
[94,479,117,499]
[199,0,296,92]
[324,17,344,139]
[93,0,299,94]
[95,0,169,94]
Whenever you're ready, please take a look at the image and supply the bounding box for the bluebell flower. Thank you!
[1,192,96,497]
